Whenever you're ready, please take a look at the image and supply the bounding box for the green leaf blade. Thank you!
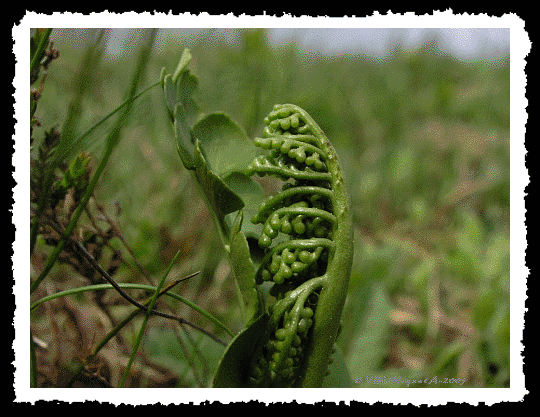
[193,139,245,221]
[172,48,192,83]
[192,113,255,177]
[222,172,265,240]
[212,313,269,388]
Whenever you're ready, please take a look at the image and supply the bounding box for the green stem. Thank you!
[269,276,326,329]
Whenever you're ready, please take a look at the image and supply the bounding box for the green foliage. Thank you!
[32,29,510,388]
[31,31,234,388]
[162,49,259,249]
[162,51,354,387]
[216,104,352,387]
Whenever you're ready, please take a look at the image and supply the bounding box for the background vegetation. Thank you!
[30,28,510,388]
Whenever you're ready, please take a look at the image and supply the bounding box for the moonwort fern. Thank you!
[162,49,353,388]
[242,104,354,387]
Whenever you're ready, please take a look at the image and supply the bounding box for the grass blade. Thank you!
[119,247,180,387]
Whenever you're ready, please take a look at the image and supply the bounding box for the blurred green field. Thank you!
[31,28,510,388]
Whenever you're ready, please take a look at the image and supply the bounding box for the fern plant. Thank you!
[162,49,354,388]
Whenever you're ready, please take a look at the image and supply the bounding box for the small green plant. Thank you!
[162,49,354,387]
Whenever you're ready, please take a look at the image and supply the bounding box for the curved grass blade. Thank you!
[30,282,233,338]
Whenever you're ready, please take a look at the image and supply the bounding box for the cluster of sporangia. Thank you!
[246,105,336,387]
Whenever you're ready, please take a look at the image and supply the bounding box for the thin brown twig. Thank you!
[69,239,227,346]
[32,204,227,346]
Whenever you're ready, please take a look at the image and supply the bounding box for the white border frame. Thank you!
[14,11,529,405]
